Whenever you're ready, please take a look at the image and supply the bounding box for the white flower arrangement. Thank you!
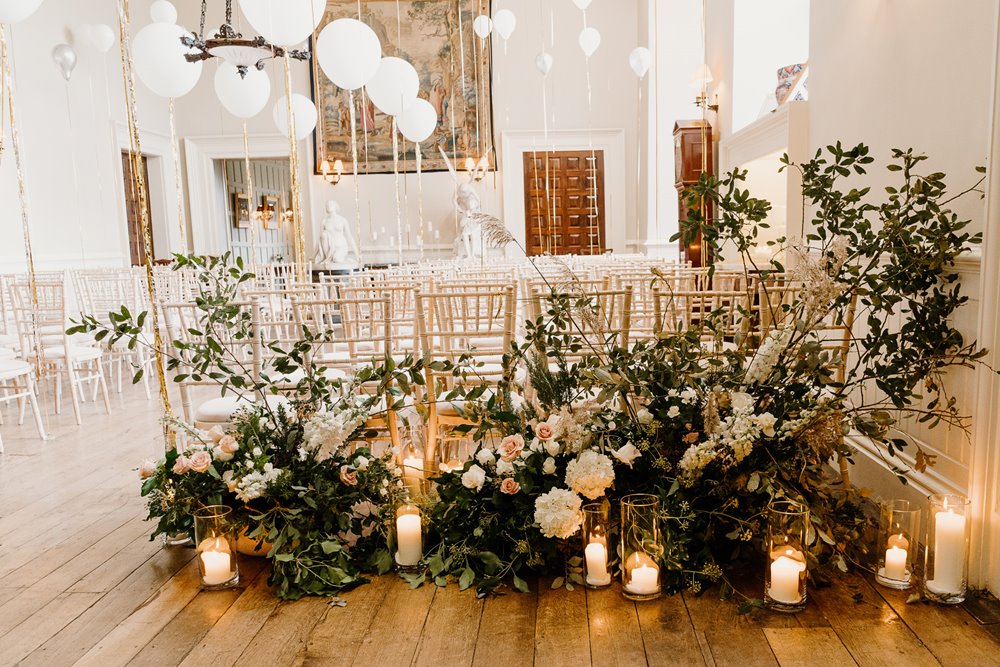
[534,488,583,539]
[564,449,615,500]
[301,407,367,462]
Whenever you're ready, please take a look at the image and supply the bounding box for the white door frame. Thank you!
[969,3,1000,594]
[501,129,627,256]
[183,134,290,255]
[111,121,180,261]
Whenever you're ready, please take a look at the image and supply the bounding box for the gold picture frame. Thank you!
[310,0,496,174]
[232,192,251,229]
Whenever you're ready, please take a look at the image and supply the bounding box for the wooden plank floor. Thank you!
[2,386,1000,666]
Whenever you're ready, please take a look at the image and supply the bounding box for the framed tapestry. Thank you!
[310,0,495,174]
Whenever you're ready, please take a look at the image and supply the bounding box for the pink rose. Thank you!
[218,435,239,455]
[172,456,190,475]
[535,422,555,441]
[189,450,212,473]
[500,478,521,495]
[340,465,358,486]
[497,434,525,462]
[139,459,158,479]
[207,425,226,444]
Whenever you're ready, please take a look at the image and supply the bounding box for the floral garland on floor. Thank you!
[76,144,993,602]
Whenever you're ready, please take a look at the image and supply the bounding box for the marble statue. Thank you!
[313,200,360,269]
[455,182,483,259]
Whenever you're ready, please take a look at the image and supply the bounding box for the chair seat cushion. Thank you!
[194,394,293,426]
[0,358,32,379]
[40,345,103,361]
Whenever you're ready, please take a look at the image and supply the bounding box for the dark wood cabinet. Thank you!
[673,120,714,268]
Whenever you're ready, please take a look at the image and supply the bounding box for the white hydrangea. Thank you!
[301,409,366,462]
[534,488,583,539]
[234,462,282,501]
[564,450,615,500]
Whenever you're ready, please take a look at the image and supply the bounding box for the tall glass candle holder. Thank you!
[764,500,808,613]
[875,499,919,589]
[394,504,423,572]
[923,493,970,604]
[193,505,239,590]
[582,502,612,589]
[620,494,661,601]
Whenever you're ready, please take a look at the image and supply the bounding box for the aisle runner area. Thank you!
[1,388,999,666]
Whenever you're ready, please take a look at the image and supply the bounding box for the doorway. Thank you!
[121,152,154,266]
[523,150,606,256]
[218,158,293,265]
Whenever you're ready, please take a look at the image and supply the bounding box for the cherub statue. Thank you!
[439,146,491,259]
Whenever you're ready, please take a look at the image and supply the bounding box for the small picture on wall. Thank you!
[232,192,251,229]
[261,194,281,230]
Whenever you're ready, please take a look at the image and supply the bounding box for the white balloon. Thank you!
[472,15,492,39]
[628,46,651,79]
[238,0,325,47]
[493,9,516,40]
[150,0,178,24]
[72,24,95,47]
[578,27,601,58]
[0,0,44,24]
[365,56,419,117]
[133,22,203,98]
[316,18,382,91]
[89,24,115,53]
[396,98,437,143]
[572,0,592,9]
[535,51,553,76]
[273,94,317,141]
[215,63,271,118]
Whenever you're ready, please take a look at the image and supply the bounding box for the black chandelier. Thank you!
[180,0,310,77]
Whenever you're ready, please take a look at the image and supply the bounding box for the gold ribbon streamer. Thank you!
[2,26,49,434]
[241,121,259,266]
[416,143,424,261]
[168,98,188,252]
[348,89,363,268]
[282,53,307,284]
[116,0,173,446]
[392,117,402,265]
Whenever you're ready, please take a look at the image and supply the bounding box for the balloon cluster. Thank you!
[316,18,439,143]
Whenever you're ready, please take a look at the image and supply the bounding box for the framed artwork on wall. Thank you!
[232,192,251,229]
[310,0,496,174]
[261,194,281,230]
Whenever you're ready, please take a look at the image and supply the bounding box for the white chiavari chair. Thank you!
[414,285,516,468]
[9,280,111,424]
[653,288,753,354]
[0,356,46,452]
[528,286,634,363]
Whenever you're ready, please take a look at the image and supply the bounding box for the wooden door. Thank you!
[122,152,154,266]
[523,149,605,256]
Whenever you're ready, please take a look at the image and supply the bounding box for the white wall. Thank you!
[0,0,171,271]
[731,0,808,133]
[646,0,704,256]
[173,0,643,264]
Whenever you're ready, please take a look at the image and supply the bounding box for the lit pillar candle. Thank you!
[402,455,424,496]
[768,549,806,604]
[585,541,611,586]
[198,537,233,586]
[624,552,659,595]
[884,545,909,582]
[928,509,966,595]
[396,512,423,566]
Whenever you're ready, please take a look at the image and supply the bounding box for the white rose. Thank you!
[730,391,754,412]
[496,459,515,476]
[543,439,561,457]
[356,455,370,471]
[462,464,486,491]
[612,443,642,467]
[476,449,495,466]
[252,446,263,457]
[636,408,653,425]
[212,446,234,463]
[755,412,777,437]
[542,457,557,475]
[667,406,681,419]
[529,438,543,453]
